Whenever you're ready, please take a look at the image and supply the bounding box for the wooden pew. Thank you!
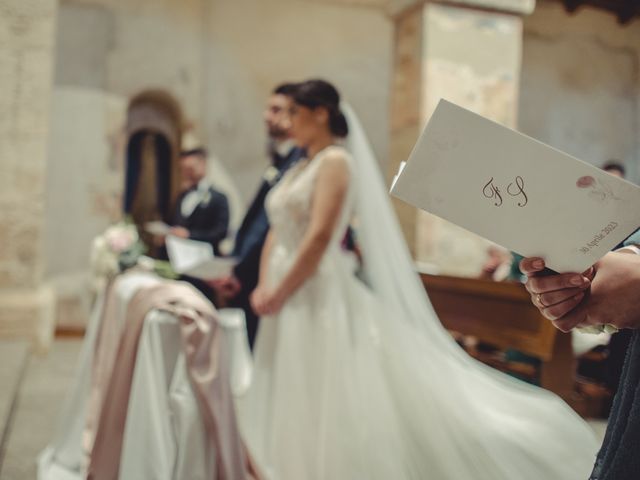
[421,273,576,403]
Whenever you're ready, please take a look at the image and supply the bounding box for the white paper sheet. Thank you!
[166,236,236,279]
[144,221,171,236]
[390,100,640,273]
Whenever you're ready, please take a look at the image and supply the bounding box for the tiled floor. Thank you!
[0,338,609,480]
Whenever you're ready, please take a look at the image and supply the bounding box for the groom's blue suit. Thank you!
[231,146,305,349]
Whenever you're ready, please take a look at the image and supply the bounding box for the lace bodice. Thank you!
[265,145,354,254]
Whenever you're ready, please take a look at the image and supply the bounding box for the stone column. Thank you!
[0,0,58,350]
[389,0,533,275]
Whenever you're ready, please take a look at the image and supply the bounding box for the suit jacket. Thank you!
[232,147,304,295]
[174,184,229,256]
[590,330,640,480]
[589,231,640,480]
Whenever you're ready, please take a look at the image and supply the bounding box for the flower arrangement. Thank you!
[90,221,144,287]
[90,219,177,290]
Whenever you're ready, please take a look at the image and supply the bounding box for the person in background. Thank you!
[152,146,229,303]
[521,241,640,480]
[602,160,626,179]
[597,159,633,410]
[478,244,513,281]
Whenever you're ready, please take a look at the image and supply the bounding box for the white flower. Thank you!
[88,218,149,294]
[263,166,280,185]
[104,223,139,253]
[90,235,120,282]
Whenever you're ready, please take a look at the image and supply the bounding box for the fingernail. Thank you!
[556,323,573,333]
[570,276,584,287]
[533,259,544,269]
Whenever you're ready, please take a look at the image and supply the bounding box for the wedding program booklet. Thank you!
[390,99,640,273]
[166,236,236,280]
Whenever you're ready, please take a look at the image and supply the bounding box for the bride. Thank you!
[240,79,599,480]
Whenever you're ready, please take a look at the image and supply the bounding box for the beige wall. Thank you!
[1,0,58,289]
[44,0,210,325]
[520,0,640,182]
[421,4,523,126]
[0,0,58,347]
[204,0,393,197]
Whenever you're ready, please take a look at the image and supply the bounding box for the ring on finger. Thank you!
[536,293,546,308]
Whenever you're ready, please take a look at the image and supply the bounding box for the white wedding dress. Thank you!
[239,111,600,480]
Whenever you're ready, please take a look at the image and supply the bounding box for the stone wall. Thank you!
[0,0,58,348]
[395,3,526,276]
[520,0,640,181]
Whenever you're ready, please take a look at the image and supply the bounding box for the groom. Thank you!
[210,83,304,349]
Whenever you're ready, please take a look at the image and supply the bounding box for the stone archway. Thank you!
[123,90,184,250]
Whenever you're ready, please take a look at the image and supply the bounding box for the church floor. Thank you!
[0,338,608,480]
[0,339,81,480]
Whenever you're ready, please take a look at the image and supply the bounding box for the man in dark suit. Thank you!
[151,146,229,303]
[169,147,229,255]
[521,237,640,480]
[209,83,303,349]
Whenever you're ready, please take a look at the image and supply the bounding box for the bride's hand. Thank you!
[250,285,286,316]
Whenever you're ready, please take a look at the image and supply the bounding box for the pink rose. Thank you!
[105,227,137,253]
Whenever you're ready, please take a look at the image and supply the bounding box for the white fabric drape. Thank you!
[38,272,253,480]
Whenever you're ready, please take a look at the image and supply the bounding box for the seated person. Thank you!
[602,160,626,179]
[478,244,513,281]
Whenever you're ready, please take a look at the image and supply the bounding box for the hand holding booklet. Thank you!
[390,100,640,274]
[166,236,236,280]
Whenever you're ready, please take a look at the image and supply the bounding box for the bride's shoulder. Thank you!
[319,145,353,169]
[313,146,352,184]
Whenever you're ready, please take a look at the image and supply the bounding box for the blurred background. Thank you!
[1,0,639,477]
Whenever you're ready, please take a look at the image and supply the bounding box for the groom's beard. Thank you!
[267,138,294,165]
[267,123,288,139]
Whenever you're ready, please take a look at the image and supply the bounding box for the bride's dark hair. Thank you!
[292,79,349,138]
